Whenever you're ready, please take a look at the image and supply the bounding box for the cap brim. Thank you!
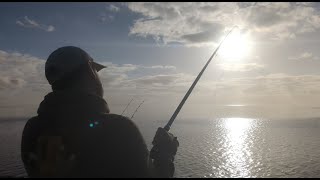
[92,62,107,72]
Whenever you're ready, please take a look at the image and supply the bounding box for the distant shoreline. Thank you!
[0,117,28,123]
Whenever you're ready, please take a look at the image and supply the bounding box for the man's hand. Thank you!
[149,127,179,177]
[150,127,179,159]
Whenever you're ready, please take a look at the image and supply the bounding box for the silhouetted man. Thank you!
[21,46,179,178]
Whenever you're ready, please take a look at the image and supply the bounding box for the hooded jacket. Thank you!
[21,91,151,178]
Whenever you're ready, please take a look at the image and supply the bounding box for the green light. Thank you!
[89,123,94,128]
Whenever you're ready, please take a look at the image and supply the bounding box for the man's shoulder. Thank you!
[24,115,52,130]
[100,113,130,120]
[99,113,137,127]
[23,116,41,131]
[27,116,40,124]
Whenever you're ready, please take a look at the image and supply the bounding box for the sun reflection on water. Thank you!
[221,118,255,177]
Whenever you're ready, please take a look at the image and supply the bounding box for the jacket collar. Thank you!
[37,91,110,117]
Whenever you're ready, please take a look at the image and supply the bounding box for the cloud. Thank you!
[289,52,319,61]
[181,23,224,43]
[99,63,176,75]
[149,65,176,70]
[0,50,51,117]
[3,48,320,119]
[0,50,48,91]
[129,73,193,87]
[245,3,320,39]
[0,51,179,92]
[0,76,26,90]
[102,63,138,74]
[99,12,115,22]
[125,72,320,119]
[1,48,318,99]
[126,2,320,45]
[131,74,180,86]
[97,62,179,88]
[217,63,265,72]
[100,3,121,23]
[213,73,320,97]
[2,48,320,121]
[0,49,184,117]
[108,4,120,12]
[16,16,55,32]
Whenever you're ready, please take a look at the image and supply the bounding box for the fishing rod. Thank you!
[163,26,238,131]
[130,100,145,119]
[121,98,134,116]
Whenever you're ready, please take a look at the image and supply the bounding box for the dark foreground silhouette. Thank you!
[21,46,179,178]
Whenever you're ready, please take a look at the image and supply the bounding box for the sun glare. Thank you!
[218,29,251,61]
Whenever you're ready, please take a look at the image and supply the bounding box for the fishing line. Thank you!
[121,98,134,116]
[131,100,145,119]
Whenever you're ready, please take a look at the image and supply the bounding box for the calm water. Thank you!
[1,117,320,178]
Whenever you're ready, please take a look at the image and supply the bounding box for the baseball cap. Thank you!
[45,46,106,85]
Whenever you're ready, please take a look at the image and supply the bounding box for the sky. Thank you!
[2,2,320,122]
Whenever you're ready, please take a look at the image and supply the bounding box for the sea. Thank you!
[1,117,320,178]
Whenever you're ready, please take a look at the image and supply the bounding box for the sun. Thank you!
[218,29,251,61]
